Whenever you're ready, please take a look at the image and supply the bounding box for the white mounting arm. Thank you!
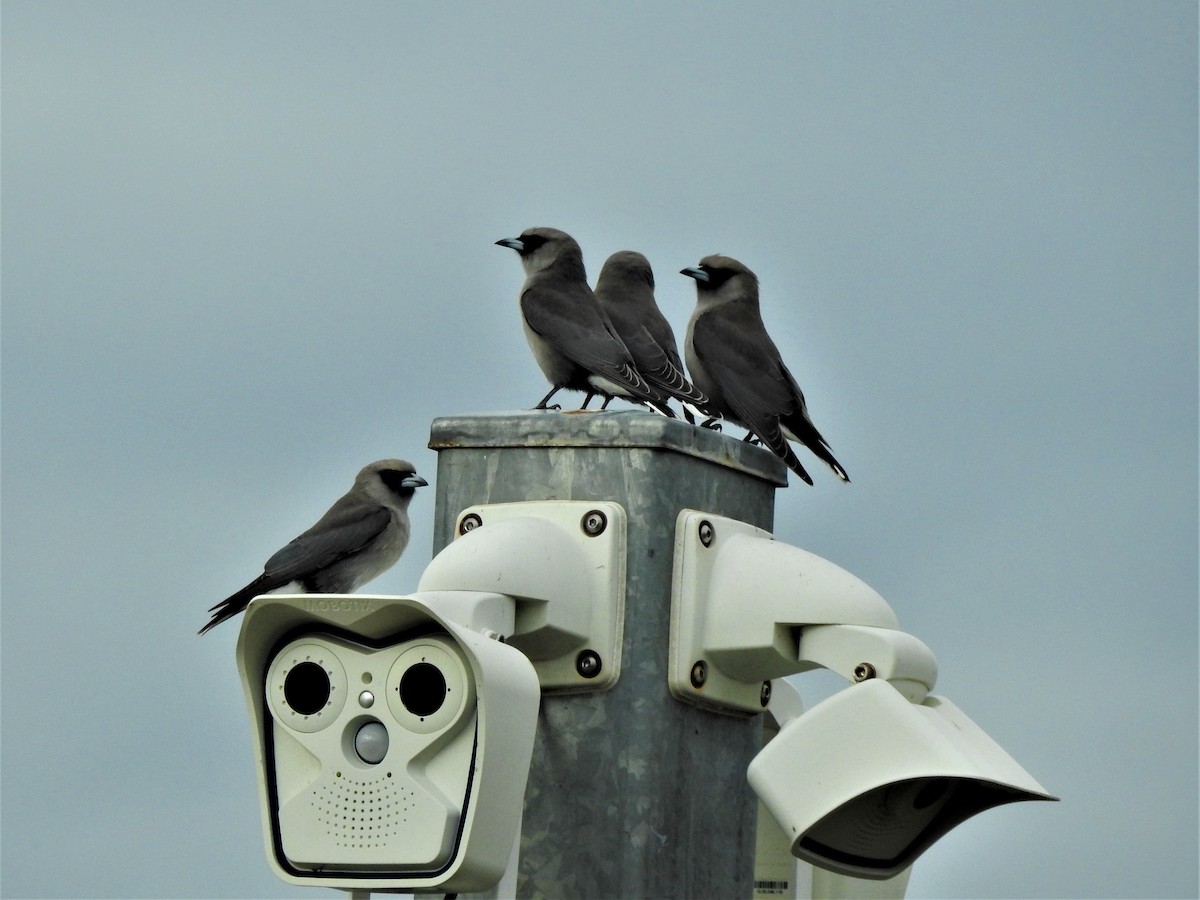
[670,510,936,714]
[418,500,627,692]
[798,625,936,704]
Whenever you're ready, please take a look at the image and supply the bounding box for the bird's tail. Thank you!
[817,448,850,483]
[632,374,678,420]
[650,374,719,425]
[780,442,816,485]
[751,424,816,485]
[198,575,273,635]
[640,361,712,417]
[782,418,850,483]
[801,433,850,483]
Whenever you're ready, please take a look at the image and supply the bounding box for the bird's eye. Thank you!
[702,266,735,287]
[520,234,548,253]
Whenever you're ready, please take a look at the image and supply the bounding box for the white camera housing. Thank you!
[669,510,1056,880]
[236,590,540,894]
[751,676,1055,880]
[754,679,915,899]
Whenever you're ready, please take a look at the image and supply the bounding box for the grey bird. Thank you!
[496,227,674,416]
[680,256,849,485]
[199,459,427,634]
[594,250,713,424]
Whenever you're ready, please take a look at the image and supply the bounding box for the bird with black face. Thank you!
[680,256,849,485]
[496,227,675,417]
[199,459,428,634]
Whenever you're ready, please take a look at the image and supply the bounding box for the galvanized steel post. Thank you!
[428,409,786,900]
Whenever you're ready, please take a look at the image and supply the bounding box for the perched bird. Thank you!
[199,460,427,634]
[496,227,674,416]
[594,250,713,424]
[680,256,849,485]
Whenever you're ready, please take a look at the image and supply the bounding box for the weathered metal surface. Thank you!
[428,409,783,899]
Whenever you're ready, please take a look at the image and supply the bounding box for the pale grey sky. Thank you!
[2,2,1196,898]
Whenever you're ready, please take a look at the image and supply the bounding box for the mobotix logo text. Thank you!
[303,597,377,613]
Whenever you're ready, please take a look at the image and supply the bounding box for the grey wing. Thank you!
[639,307,687,372]
[522,288,654,398]
[601,301,657,364]
[692,313,813,482]
[263,504,393,583]
[605,303,682,376]
[629,323,710,407]
[692,314,795,423]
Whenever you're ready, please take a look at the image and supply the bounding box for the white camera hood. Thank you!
[750,678,1057,880]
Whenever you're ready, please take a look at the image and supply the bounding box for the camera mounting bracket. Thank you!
[669,510,913,715]
[418,500,627,693]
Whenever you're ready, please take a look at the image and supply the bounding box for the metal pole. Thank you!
[428,410,785,900]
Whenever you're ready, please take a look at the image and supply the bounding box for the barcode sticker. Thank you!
[754,879,790,895]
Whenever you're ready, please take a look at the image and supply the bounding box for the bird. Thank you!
[593,250,714,424]
[496,227,675,416]
[199,459,428,634]
[680,255,849,485]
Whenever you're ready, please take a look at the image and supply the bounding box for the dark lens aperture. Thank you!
[284,661,331,715]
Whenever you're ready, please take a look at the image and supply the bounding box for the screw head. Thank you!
[458,513,483,535]
[760,681,772,707]
[698,520,714,547]
[853,662,877,682]
[690,660,708,688]
[575,649,602,678]
[581,509,607,536]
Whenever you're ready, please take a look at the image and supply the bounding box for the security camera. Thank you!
[750,672,1055,881]
[669,510,1057,880]
[753,679,915,899]
[233,500,627,893]
[236,590,540,894]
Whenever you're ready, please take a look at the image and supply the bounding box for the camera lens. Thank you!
[399,662,446,718]
[283,661,331,715]
[912,777,952,810]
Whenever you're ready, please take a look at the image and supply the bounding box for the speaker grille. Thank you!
[310,770,418,849]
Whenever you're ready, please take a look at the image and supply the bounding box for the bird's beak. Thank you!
[496,237,525,251]
[402,474,429,489]
[680,266,709,283]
